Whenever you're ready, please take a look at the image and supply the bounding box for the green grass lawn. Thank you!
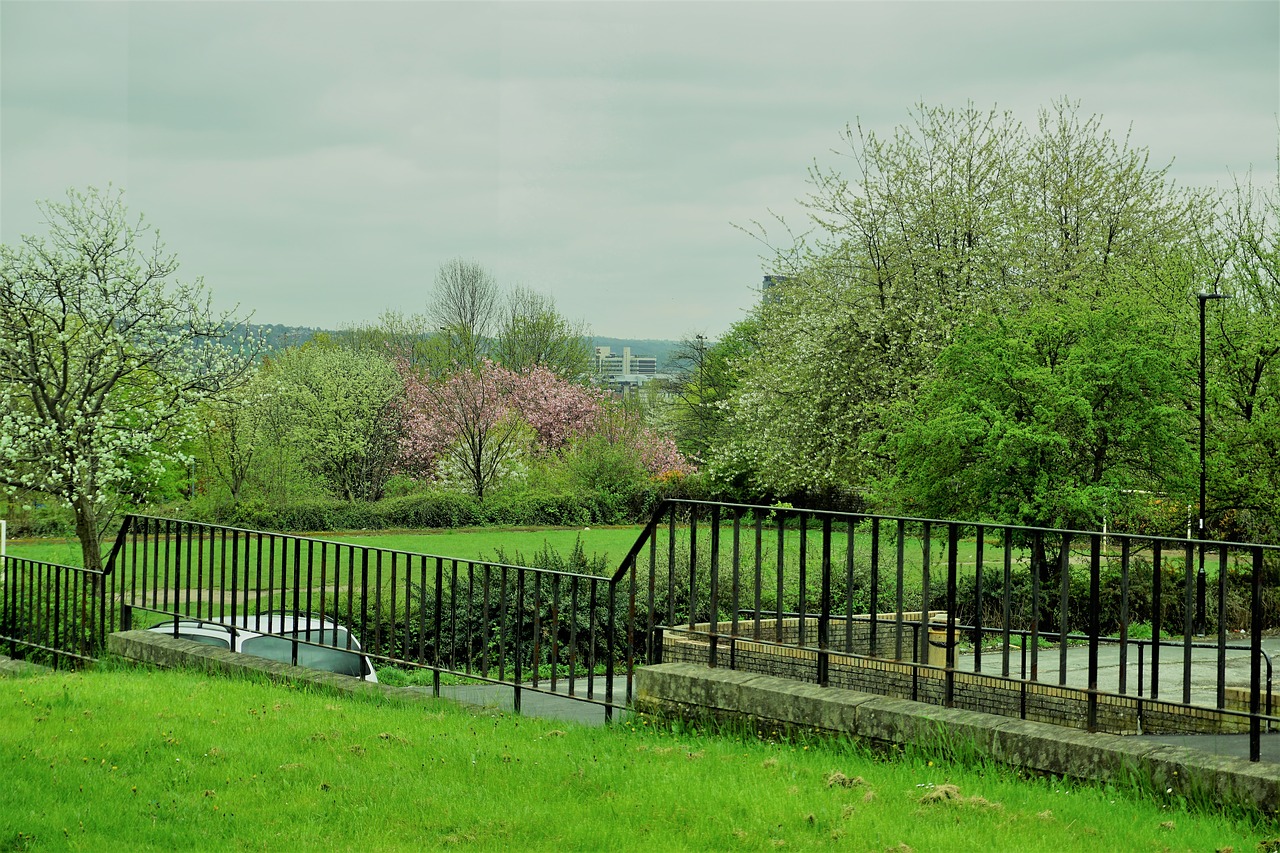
[325,526,646,568]
[0,664,1270,851]
[1,526,643,574]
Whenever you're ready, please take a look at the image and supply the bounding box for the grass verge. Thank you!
[0,663,1272,851]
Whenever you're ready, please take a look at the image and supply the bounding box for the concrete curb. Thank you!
[0,655,52,678]
[107,630,427,706]
[634,662,1280,817]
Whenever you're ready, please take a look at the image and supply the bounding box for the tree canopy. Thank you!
[0,187,257,570]
[712,100,1227,534]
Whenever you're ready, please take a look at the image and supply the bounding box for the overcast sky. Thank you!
[2,1,1277,340]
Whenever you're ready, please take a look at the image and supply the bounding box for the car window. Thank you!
[293,627,358,650]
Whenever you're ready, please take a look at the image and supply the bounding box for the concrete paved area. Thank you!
[406,676,633,727]
[953,635,1280,709]
[953,635,1280,763]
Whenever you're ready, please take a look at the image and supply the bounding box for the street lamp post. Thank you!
[1195,290,1231,635]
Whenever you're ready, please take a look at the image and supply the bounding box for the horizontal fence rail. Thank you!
[613,500,1280,762]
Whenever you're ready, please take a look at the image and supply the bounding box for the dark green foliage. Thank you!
[198,490,624,533]
[179,466,711,534]
[953,550,1280,638]
[894,297,1195,534]
[347,538,623,674]
[0,501,76,537]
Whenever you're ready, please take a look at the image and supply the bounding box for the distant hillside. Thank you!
[254,325,325,350]
[240,326,684,370]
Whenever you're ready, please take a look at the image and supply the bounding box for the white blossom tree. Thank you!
[716,101,1212,505]
[0,187,258,571]
[261,345,405,502]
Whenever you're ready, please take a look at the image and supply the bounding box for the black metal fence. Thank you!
[0,555,106,665]
[617,500,1280,762]
[3,501,1278,760]
[0,515,635,718]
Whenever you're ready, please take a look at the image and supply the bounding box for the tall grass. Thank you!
[0,665,1269,851]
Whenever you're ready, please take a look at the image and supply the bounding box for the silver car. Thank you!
[147,612,378,682]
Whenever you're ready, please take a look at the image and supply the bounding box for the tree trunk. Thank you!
[1030,534,1062,635]
[72,496,104,574]
[72,495,106,654]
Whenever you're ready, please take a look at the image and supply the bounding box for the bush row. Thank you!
[187,487,662,534]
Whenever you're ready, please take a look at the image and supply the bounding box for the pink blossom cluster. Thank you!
[395,358,694,481]
[504,364,607,450]
[636,428,696,478]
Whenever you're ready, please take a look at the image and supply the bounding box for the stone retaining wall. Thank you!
[663,622,1251,736]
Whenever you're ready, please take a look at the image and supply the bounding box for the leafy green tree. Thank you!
[0,187,256,571]
[263,347,405,502]
[891,296,1196,594]
[1210,165,1280,542]
[326,309,440,374]
[491,286,592,379]
[1018,102,1213,301]
[197,384,266,505]
[663,328,753,466]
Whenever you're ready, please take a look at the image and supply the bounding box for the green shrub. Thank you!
[375,491,482,528]
[0,500,76,537]
[347,538,624,672]
[479,489,593,527]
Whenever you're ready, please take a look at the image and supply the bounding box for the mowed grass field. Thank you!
[0,665,1271,852]
[1,526,644,573]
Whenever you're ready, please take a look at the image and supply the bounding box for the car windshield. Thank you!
[240,633,368,678]
[180,633,232,650]
[151,621,233,650]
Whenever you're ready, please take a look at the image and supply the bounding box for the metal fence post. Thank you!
[819,516,832,688]
[945,523,958,707]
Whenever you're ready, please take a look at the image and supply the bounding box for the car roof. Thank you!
[218,612,349,632]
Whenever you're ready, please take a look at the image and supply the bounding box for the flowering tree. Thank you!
[636,428,696,478]
[263,346,405,502]
[399,360,523,500]
[505,364,606,450]
[399,359,692,499]
[0,187,257,571]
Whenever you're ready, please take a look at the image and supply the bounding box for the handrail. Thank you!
[0,554,107,577]
[609,502,670,583]
[109,514,614,583]
[630,498,1280,553]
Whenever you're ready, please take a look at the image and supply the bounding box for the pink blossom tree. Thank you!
[398,358,694,500]
[506,364,607,451]
[399,359,521,500]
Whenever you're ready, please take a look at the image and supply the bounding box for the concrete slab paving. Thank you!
[407,676,633,727]
[953,635,1280,763]
[954,636,1280,705]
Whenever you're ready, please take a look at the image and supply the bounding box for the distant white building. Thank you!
[593,346,662,390]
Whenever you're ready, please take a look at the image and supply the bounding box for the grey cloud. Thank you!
[2,0,1276,339]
